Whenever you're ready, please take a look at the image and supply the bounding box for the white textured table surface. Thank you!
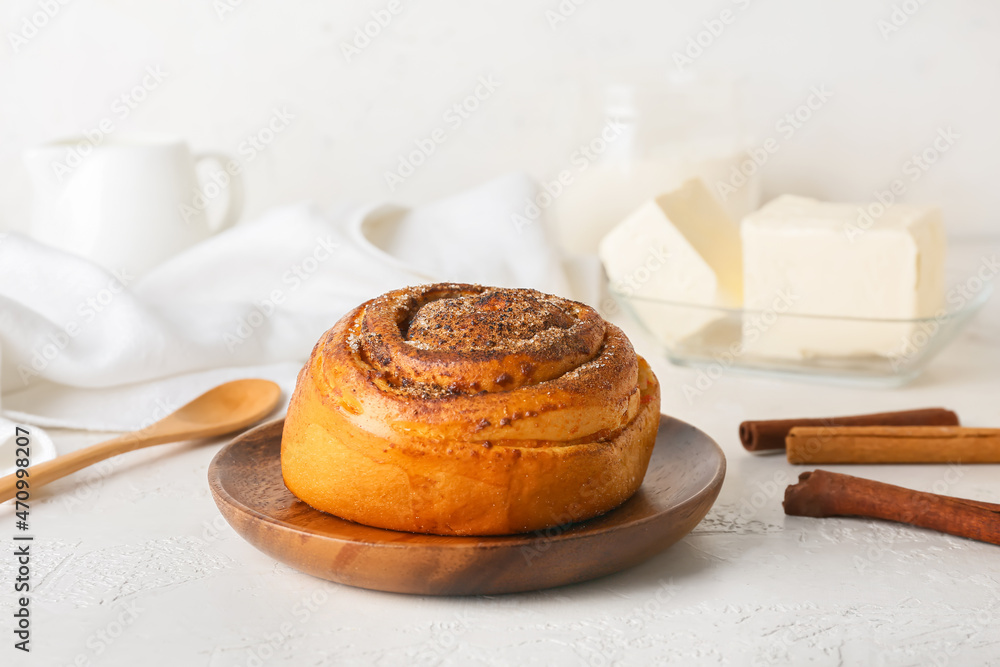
[4,244,1000,667]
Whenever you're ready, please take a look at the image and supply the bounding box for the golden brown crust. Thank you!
[281,283,661,536]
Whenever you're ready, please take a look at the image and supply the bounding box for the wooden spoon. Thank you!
[0,379,282,504]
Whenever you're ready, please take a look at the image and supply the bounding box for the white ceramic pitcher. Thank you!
[23,136,243,277]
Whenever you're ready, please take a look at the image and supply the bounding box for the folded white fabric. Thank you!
[0,173,574,474]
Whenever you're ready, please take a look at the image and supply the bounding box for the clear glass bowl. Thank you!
[611,270,993,387]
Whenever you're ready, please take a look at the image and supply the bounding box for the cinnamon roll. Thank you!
[281,283,660,536]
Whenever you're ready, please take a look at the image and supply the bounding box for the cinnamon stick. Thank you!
[783,470,1000,546]
[739,408,959,452]
[786,426,1000,464]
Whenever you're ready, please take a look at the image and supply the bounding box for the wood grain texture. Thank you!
[786,426,1000,464]
[207,415,726,595]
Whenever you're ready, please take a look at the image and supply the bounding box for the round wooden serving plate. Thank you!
[208,415,726,595]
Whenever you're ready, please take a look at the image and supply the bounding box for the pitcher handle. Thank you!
[193,152,244,233]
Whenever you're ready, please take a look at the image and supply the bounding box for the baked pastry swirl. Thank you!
[281,283,660,536]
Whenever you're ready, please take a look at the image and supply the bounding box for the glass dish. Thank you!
[611,269,993,387]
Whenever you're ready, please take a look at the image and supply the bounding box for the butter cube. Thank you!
[741,195,946,358]
[599,178,742,344]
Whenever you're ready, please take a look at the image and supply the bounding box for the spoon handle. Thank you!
[0,432,155,504]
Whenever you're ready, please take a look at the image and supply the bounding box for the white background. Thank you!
[1,0,998,237]
[3,4,1000,664]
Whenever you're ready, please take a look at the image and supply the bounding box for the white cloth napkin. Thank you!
[0,173,575,475]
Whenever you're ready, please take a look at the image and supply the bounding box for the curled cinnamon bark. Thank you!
[786,426,1000,464]
[783,470,1000,546]
[739,408,959,452]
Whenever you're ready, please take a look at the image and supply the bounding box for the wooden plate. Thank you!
[208,416,726,595]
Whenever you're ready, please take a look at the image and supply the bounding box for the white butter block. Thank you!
[599,178,742,344]
[741,194,946,358]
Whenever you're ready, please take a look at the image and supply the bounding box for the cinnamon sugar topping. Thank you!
[351,283,627,399]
